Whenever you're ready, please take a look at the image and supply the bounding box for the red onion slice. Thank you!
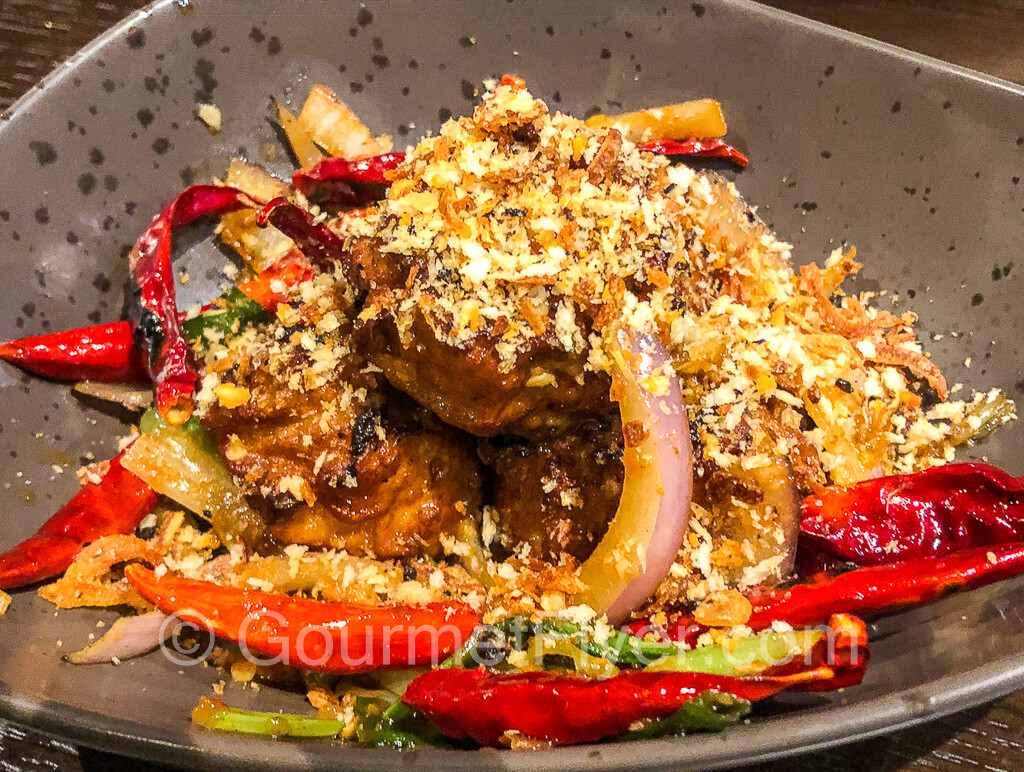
[578,329,693,625]
[66,610,170,665]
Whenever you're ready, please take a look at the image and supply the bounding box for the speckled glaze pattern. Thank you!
[0,1,1023,770]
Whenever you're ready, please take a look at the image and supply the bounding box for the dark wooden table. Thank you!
[3,1,1024,770]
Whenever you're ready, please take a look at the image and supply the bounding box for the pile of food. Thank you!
[2,75,1022,749]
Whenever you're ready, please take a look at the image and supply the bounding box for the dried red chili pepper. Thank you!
[640,137,749,167]
[0,452,159,590]
[654,542,1024,635]
[291,152,405,206]
[755,542,1024,629]
[763,612,869,692]
[403,662,842,747]
[801,463,1024,565]
[626,617,707,648]
[0,321,147,383]
[124,565,479,673]
[256,198,358,279]
[130,185,259,423]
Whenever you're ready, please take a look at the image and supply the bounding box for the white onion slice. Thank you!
[66,611,170,665]
[73,381,153,411]
[577,329,693,625]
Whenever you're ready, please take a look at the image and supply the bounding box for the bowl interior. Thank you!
[1,1,1023,770]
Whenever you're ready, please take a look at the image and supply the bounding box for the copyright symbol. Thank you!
[158,610,217,667]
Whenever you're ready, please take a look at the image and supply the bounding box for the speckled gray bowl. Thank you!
[1,1,1023,769]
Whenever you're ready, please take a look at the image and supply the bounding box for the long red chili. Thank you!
[403,664,839,747]
[291,152,405,206]
[4,252,316,387]
[653,542,1024,636]
[0,452,159,590]
[801,463,1024,565]
[124,565,479,673]
[766,612,869,692]
[0,321,147,383]
[255,197,355,276]
[129,185,259,424]
[753,541,1024,630]
[640,137,749,167]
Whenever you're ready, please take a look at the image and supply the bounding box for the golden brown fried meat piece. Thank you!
[483,416,624,562]
[264,406,483,559]
[359,303,610,437]
[348,236,611,437]
[200,300,482,560]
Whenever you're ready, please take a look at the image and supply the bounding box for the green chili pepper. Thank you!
[548,622,679,667]
[181,287,270,350]
[191,697,344,737]
[645,628,822,676]
[618,691,751,740]
[354,695,456,748]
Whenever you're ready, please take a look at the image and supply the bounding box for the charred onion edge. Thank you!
[578,328,693,625]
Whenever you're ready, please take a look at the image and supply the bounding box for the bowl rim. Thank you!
[2,0,1024,769]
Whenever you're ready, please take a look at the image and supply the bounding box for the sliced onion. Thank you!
[66,610,170,664]
[73,381,153,411]
[577,329,693,625]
